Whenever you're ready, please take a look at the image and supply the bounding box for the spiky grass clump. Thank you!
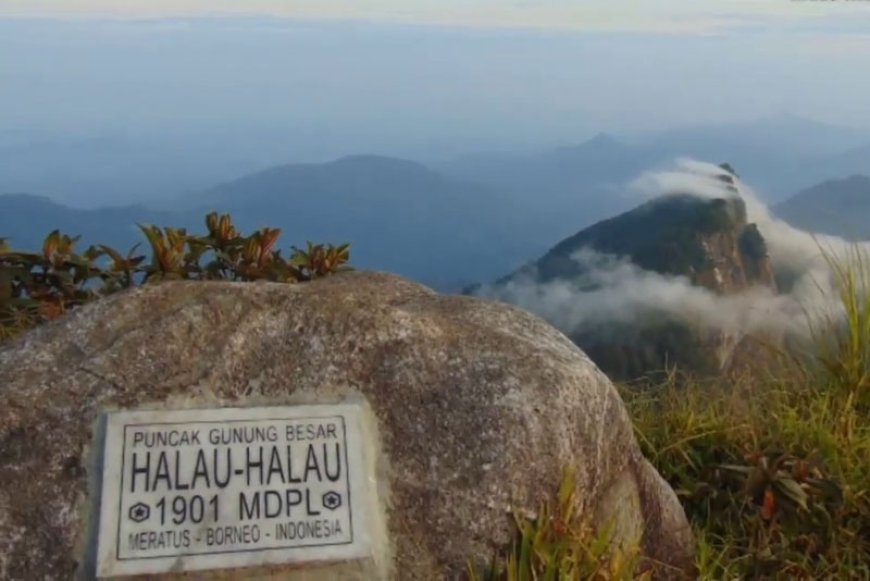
[623,374,869,579]
[624,245,870,579]
[810,244,870,436]
[469,469,647,581]
[467,247,870,579]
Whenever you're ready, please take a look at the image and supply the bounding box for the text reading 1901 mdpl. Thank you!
[115,416,354,561]
[96,405,371,577]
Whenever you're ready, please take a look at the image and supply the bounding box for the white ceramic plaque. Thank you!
[96,405,372,577]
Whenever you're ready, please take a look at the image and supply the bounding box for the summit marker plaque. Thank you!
[95,405,372,577]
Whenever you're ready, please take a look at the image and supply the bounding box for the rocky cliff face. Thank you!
[529,192,775,294]
[481,165,778,380]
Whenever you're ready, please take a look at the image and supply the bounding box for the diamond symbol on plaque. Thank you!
[128,502,150,523]
[322,491,342,510]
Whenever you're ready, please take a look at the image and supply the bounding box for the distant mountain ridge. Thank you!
[4,121,867,296]
[436,132,662,238]
[187,155,445,208]
[0,193,175,252]
[183,154,555,288]
[438,115,870,216]
[775,175,870,240]
[4,113,868,213]
[3,155,558,291]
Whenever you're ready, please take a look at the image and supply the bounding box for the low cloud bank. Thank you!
[476,159,869,348]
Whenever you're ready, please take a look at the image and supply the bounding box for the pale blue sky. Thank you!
[2,1,870,164]
[4,0,870,34]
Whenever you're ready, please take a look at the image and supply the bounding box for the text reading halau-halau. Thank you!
[96,405,368,577]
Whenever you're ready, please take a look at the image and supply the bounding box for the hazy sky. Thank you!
[4,0,870,34]
[2,1,870,160]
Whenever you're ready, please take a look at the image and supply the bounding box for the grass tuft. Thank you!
[481,245,870,578]
[624,244,870,579]
[470,468,647,580]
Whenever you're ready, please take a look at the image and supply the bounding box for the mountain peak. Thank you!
[551,132,629,163]
[0,192,61,208]
[578,132,625,151]
[484,192,776,380]
[329,154,429,172]
[588,131,620,144]
[767,111,807,124]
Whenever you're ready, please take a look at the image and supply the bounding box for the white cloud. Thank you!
[489,249,799,338]
[476,159,870,364]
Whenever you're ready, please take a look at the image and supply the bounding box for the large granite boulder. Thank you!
[0,272,694,579]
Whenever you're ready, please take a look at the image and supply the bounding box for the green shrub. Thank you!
[0,212,351,342]
[623,245,870,578]
[811,244,870,421]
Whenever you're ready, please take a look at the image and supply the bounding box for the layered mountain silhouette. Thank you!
[5,122,866,300]
[2,155,557,291]
[775,175,870,240]
[179,155,554,289]
[0,193,173,252]
[439,115,870,211]
[437,133,664,237]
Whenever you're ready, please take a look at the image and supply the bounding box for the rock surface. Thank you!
[0,271,694,579]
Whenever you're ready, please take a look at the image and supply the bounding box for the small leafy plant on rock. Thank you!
[0,212,350,342]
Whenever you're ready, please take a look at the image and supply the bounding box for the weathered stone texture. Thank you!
[0,272,694,579]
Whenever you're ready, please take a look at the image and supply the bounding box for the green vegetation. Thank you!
[812,244,870,417]
[623,370,868,579]
[623,248,870,579]
[475,247,870,579]
[469,469,648,581]
[0,212,350,342]
[4,217,869,579]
